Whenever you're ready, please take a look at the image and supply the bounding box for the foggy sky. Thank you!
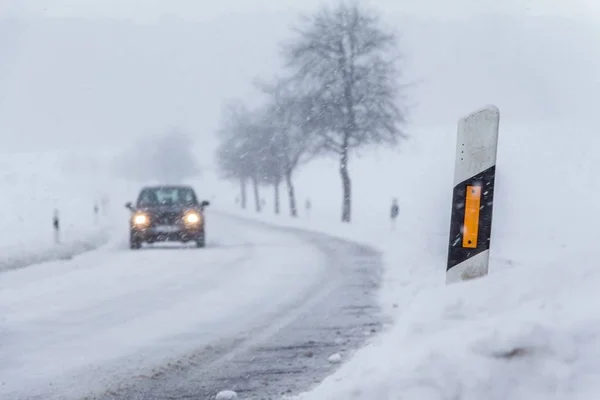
[0,1,599,155]
[5,0,600,20]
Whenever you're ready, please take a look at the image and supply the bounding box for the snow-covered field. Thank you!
[0,150,112,271]
[217,119,600,399]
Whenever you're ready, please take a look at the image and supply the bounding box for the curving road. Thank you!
[0,212,383,400]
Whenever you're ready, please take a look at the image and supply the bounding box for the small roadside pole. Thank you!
[390,198,399,231]
[94,203,99,225]
[53,209,60,244]
[446,105,500,284]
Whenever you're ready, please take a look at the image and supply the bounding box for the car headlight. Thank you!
[185,212,201,224]
[133,213,149,225]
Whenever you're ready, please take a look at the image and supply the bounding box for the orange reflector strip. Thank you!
[462,185,481,248]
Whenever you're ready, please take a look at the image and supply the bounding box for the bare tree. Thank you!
[259,139,285,215]
[113,128,200,184]
[215,101,258,211]
[216,101,284,214]
[243,117,271,213]
[251,115,286,215]
[151,129,200,183]
[255,77,319,217]
[283,2,407,222]
[216,136,248,209]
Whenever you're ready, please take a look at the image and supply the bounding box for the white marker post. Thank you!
[446,106,500,284]
[53,209,60,245]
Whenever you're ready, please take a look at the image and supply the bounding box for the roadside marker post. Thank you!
[53,209,60,245]
[446,106,500,284]
[94,203,99,225]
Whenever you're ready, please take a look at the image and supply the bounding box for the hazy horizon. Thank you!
[1,3,599,156]
[5,0,600,20]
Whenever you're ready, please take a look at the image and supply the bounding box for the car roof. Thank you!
[140,185,195,190]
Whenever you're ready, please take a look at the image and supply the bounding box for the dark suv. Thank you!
[125,185,209,249]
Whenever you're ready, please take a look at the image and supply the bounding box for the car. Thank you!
[125,185,210,249]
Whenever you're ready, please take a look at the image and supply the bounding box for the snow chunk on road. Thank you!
[327,353,342,364]
[215,390,238,399]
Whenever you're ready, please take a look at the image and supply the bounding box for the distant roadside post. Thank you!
[53,209,60,245]
[94,203,99,225]
[446,106,500,284]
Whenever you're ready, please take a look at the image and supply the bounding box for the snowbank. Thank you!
[217,120,600,399]
[0,150,113,271]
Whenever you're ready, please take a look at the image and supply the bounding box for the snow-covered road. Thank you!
[0,212,382,400]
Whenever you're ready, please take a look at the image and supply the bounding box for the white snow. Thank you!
[1,5,599,400]
[327,353,342,364]
[218,121,600,400]
[215,390,238,399]
[0,150,112,270]
[0,210,331,399]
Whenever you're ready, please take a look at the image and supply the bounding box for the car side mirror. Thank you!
[125,202,134,211]
[200,200,210,208]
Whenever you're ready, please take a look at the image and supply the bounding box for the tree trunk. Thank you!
[252,176,261,212]
[240,177,247,209]
[274,180,280,215]
[340,147,351,223]
[285,169,297,217]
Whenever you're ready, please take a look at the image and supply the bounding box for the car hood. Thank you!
[135,205,201,214]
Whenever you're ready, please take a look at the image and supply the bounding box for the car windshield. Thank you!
[137,187,197,206]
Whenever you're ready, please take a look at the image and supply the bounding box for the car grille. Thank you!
[153,211,182,225]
